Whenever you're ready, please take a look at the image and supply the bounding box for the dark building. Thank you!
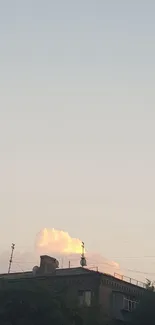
[0,255,146,324]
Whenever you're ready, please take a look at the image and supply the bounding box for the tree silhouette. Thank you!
[0,285,74,325]
[133,285,155,325]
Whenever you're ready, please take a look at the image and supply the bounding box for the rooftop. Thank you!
[0,267,146,291]
[0,267,94,280]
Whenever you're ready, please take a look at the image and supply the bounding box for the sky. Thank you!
[0,1,155,280]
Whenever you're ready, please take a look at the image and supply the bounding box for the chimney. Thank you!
[39,255,59,274]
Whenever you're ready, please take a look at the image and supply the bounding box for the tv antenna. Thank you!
[8,243,15,274]
[80,242,87,267]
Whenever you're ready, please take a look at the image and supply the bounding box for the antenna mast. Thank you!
[8,243,15,274]
[80,242,87,267]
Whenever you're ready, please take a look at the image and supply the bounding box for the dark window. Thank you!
[123,297,139,312]
[78,290,91,307]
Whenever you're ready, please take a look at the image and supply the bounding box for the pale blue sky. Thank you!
[0,1,155,277]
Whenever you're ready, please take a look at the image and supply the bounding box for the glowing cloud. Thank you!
[35,228,120,276]
[36,228,82,254]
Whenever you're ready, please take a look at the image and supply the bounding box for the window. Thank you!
[78,290,91,307]
[123,297,138,312]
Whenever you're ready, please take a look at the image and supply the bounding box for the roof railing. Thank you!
[114,272,146,288]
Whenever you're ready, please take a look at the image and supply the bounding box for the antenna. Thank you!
[8,243,15,274]
[80,242,87,268]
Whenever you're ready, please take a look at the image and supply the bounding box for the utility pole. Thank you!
[8,243,15,273]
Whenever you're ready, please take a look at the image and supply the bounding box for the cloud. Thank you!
[35,228,82,254]
[35,228,121,275]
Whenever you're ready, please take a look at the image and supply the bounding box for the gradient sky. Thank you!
[0,1,155,278]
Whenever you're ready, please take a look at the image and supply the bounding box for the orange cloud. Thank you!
[35,228,82,254]
[35,228,120,275]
